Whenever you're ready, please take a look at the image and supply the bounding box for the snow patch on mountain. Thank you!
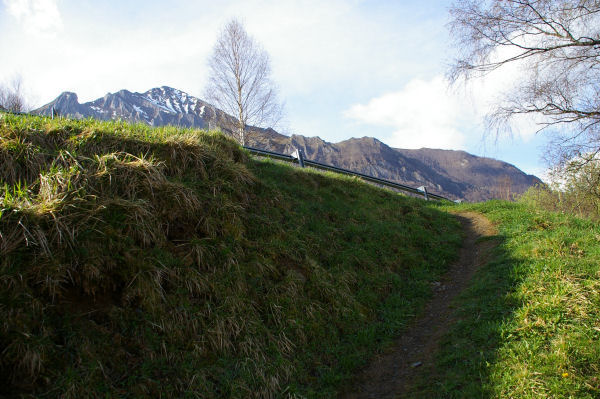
[144,93,177,114]
[141,87,204,115]
[132,105,147,117]
[90,105,107,114]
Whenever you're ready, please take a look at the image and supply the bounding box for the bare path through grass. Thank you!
[341,211,497,398]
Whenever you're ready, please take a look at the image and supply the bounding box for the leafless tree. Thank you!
[449,0,600,168]
[205,19,283,146]
[0,75,28,113]
[496,175,513,200]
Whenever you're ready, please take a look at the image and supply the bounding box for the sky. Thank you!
[0,0,553,178]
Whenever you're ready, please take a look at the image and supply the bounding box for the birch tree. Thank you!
[205,19,282,146]
[449,0,600,168]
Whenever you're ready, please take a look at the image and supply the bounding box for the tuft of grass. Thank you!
[0,113,461,397]
[409,201,600,398]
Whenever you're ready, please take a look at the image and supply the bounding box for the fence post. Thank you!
[418,186,429,201]
[291,148,305,168]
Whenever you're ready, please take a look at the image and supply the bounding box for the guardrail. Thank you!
[244,146,452,202]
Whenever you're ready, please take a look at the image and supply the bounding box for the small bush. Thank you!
[518,162,600,220]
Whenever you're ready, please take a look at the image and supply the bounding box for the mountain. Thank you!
[35,87,236,132]
[395,148,540,201]
[244,134,540,202]
[33,86,541,201]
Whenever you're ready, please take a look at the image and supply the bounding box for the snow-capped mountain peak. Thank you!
[34,86,230,131]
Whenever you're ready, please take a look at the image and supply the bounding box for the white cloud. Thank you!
[4,0,62,35]
[343,76,470,149]
[219,0,446,99]
[343,62,543,151]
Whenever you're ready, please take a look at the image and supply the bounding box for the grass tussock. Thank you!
[0,113,461,398]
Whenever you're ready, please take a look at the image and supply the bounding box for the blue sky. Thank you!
[0,0,552,178]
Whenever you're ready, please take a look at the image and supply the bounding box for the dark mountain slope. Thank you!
[249,135,469,198]
[396,148,541,201]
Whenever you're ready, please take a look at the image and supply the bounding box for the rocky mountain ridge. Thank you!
[35,87,236,132]
[34,86,541,201]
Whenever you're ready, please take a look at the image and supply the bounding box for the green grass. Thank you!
[0,113,462,398]
[410,201,600,398]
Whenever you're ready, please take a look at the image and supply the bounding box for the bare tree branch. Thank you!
[449,0,600,173]
[0,75,29,113]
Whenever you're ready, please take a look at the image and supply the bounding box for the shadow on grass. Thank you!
[405,223,524,398]
[248,160,465,397]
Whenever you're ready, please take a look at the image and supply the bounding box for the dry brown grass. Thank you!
[1,115,258,392]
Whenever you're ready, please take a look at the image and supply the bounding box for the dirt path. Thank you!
[340,211,497,399]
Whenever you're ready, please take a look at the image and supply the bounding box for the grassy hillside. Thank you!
[411,201,600,398]
[0,114,462,398]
